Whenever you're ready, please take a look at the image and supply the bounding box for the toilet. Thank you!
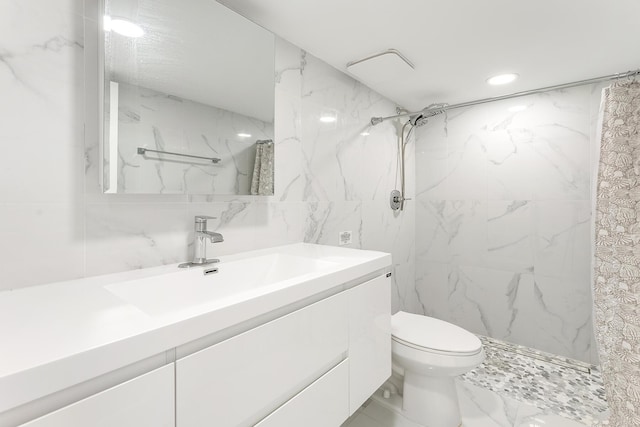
[390,311,485,427]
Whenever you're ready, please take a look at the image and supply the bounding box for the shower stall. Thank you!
[372,70,640,425]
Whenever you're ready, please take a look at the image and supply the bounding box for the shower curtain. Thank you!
[594,80,640,426]
[250,140,274,195]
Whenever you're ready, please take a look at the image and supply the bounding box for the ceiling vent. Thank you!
[346,49,415,85]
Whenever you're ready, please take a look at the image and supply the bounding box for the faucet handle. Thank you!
[195,215,216,223]
[195,215,216,232]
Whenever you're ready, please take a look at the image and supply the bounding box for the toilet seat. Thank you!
[392,335,482,357]
[391,311,482,356]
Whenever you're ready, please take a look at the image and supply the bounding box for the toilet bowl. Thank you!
[391,311,484,427]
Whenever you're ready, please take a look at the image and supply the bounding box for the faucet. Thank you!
[178,216,224,268]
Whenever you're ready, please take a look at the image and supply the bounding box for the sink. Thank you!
[105,253,340,316]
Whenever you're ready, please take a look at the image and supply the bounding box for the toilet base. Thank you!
[371,370,462,427]
[370,385,462,427]
[402,371,461,427]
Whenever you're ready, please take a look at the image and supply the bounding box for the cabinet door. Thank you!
[255,359,349,427]
[20,365,174,427]
[176,292,348,427]
[348,274,391,413]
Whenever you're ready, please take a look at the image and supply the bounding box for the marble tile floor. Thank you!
[343,336,609,427]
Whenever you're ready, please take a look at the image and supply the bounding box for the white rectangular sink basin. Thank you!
[105,253,340,316]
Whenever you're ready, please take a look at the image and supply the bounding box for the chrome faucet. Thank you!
[179,216,224,268]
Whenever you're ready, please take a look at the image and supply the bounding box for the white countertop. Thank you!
[0,243,391,413]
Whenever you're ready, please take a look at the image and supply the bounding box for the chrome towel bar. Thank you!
[137,147,221,163]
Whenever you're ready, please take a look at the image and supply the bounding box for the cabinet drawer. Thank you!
[20,365,174,427]
[255,359,349,427]
[176,291,349,427]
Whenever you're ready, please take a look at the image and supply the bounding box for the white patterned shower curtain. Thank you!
[250,140,274,195]
[594,80,640,426]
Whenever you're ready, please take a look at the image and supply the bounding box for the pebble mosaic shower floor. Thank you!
[343,335,609,427]
[463,336,609,425]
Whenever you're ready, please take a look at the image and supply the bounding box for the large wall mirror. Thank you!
[101,0,275,195]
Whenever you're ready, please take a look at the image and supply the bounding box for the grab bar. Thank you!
[137,147,221,163]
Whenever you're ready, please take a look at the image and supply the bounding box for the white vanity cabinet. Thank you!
[2,243,392,427]
[176,291,350,427]
[19,365,175,427]
[176,273,390,427]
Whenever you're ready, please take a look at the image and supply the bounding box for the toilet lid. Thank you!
[391,311,482,355]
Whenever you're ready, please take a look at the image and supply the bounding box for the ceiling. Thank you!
[218,0,640,112]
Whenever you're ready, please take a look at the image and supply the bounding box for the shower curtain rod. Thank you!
[370,68,640,126]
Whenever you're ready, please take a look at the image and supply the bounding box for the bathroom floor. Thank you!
[343,336,609,427]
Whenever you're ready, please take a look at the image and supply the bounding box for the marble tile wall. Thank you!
[0,0,415,315]
[414,85,605,363]
[113,82,273,194]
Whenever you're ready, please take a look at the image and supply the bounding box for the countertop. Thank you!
[0,243,391,414]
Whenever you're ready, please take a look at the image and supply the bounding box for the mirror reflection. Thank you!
[102,0,275,195]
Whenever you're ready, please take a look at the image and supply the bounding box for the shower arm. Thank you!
[370,68,640,126]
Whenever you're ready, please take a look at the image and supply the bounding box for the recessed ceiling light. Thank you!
[237,133,252,138]
[104,16,145,38]
[320,116,337,123]
[487,73,518,86]
[360,132,370,136]
[508,105,528,112]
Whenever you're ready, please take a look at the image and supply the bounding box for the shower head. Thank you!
[408,113,429,127]
[408,103,449,126]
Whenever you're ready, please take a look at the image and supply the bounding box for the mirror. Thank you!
[101,0,275,195]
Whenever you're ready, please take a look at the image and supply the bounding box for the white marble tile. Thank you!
[84,203,189,276]
[414,260,450,318]
[446,136,488,200]
[0,4,84,203]
[415,120,448,200]
[485,88,590,202]
[299,54,351,202]
[415,199,450,263]
[534,200,592,283]
[250,202,305,249]
[303,201,362,247]
[361,199,415,313]
[486,200,534,272]
[362,199,415,266]
[486,126,537,201]
[448,265,533,339]
[448,200,487,267]
[356,398,423,427]
[0,203,85,290]
[458,380,521,427]
[391,261,420,315]
[338,121,399,202]
[530,275,594,362]
[514,404,591,427]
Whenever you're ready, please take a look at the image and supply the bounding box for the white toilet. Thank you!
[390,311,485,427]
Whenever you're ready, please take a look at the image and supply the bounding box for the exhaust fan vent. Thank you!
[346,49,414,84]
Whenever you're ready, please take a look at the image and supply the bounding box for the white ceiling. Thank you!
[219,0,640,112]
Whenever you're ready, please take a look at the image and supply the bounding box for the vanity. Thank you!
[0,244,391,426]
